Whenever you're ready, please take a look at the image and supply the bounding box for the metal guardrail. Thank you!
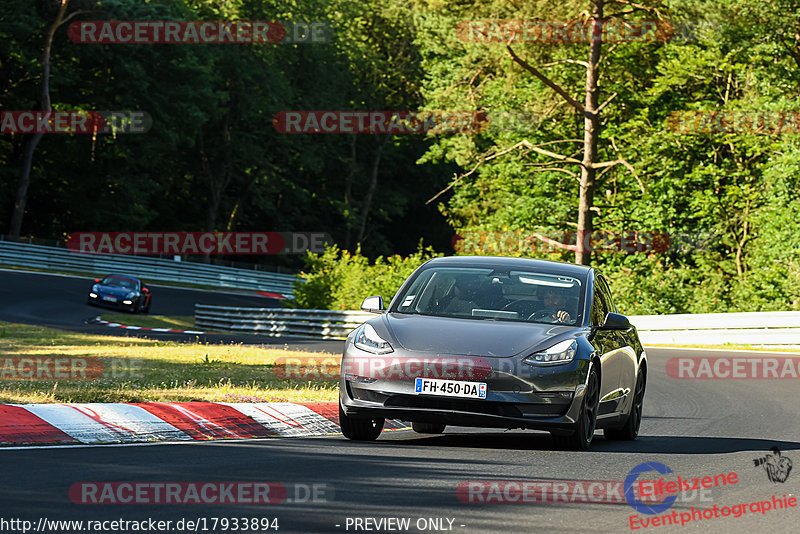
[195,305,800,346]
[194,305,373,338]
[0,241,299,297]
[631,311,800,346]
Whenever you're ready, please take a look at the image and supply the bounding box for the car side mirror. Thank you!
[94,278,100,283]
[600,312,631,331]
[361,296,385,313]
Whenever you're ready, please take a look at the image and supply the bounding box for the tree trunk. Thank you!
[9,0,70,239]
[356,136,386,245]
[575,0,604,266]
[343,134,357,250]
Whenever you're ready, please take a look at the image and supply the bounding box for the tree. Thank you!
[9,0,85,238]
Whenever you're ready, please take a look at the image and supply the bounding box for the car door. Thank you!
[590,274,627,416]
[597,275,638,408]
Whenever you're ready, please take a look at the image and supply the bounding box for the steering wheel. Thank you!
[501,299,529,311]
[528,310,556,322]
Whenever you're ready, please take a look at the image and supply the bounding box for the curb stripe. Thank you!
[0,402,410,446]
[89,317,206,335]
[222,402,341,437]
[133,402,279,440]
[0,405,78,444]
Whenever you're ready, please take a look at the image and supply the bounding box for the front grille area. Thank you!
[384,395,524,418]
[349,387,390,404]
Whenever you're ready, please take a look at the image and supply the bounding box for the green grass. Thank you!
[0,321,340,404]
[100,314,195,330]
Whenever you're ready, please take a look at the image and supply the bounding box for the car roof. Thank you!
[423,255,592,278]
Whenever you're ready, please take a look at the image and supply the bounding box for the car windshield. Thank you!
[392,266,582,325]
[102,276,137,291]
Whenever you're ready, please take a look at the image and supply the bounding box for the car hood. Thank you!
[382,312,577,357]
[97,285,134,297]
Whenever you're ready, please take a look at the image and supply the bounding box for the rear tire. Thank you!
[339,404,384,441]
[412,422,446,434]
[552,364,599,451]
[604,369,645,441]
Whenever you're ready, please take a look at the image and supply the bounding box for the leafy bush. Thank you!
[292,243,442,310]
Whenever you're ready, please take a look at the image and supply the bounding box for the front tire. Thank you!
[552,364,599,450]
[412,422,446,434]
[339,404,384,441]
[605,369,645,441]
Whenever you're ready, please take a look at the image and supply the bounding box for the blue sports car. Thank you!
[87,274,151,313]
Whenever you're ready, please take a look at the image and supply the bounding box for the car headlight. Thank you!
[89,292,98,298]
[524,339,577,366]
[92,284,100,292]
[353,324,393,354]
[125,291,137,299]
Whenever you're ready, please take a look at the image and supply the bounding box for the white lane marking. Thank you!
[221,402,340,437]
[150,328,170,332]
[125,326,141,330]
[182,330,205,335]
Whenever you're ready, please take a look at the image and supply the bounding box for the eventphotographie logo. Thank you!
[753,447,793,483]
[625,462,678,515]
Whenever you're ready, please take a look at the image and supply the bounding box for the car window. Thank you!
[393,266,582,325]
[103,276,138,290]
[590,279,609,327]
[596,275,616,314]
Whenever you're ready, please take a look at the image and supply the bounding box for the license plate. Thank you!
[102,295,117,302]
[414,378,487,399]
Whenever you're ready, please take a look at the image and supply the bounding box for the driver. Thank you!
[537,286,572,323]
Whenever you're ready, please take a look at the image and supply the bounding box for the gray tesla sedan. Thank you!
[338,256,647,450]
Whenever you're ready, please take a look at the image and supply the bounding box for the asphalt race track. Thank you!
[1,270,799,533]
[0,269,341,352]
[1,347,798,533]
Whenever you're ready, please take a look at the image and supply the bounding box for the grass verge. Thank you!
[0,321,339,404]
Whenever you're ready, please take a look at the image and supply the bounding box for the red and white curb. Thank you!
[0,402,408,445]
[88,316,206,335]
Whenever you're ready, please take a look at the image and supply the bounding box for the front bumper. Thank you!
[339,338,590,432]
[88,293,136,311]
